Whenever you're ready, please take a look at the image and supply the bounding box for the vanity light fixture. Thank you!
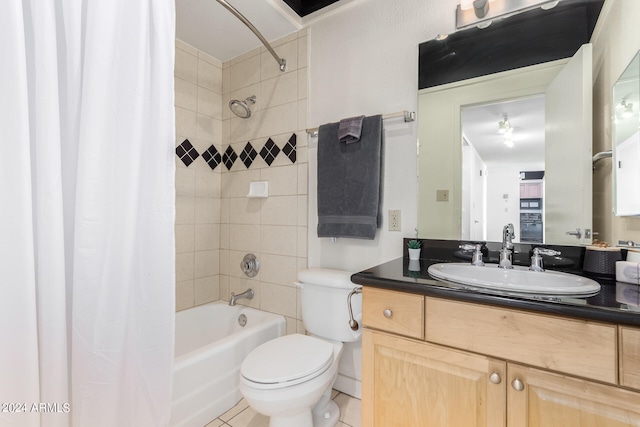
[498,115,511,134]
[621,99,634,119]
[457,0,561,30]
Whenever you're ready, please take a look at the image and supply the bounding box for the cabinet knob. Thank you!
[511,378,525,391]
[383,309,393,318]
[489,372,502,384]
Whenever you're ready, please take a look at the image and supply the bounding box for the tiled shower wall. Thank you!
[174,40,223,310]
[174,30,309,335]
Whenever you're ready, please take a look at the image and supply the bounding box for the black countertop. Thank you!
[351,240,640,327]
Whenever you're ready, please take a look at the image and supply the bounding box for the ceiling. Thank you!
[462,96,546,168]
[175,0,345,62]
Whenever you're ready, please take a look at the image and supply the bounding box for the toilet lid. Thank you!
[241,334,334,389]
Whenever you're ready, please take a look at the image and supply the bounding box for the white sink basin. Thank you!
[427,263,601,296]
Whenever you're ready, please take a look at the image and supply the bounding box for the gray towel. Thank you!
[317,115,383,239]
[338,115,365,143]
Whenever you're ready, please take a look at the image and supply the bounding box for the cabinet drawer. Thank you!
[363,287,424,339]
[620,326,640,390]
[425,297,617,384]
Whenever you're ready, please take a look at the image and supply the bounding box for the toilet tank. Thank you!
[296,268,362,343]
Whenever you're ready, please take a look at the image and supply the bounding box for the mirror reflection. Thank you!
[613,51,640,216]
[418,45,593,245]
[461,96,545,243]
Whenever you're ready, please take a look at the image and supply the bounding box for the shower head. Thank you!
[229,95,256,119]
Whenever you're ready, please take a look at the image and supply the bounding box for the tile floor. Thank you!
[204,389,361,427]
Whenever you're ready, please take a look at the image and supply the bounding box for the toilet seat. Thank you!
[241,334,334,390]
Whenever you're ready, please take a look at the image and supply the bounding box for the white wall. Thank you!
[306,0,459,272]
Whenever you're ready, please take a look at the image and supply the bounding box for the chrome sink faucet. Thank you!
[459,243,485,266]
[529,248,561,272]
[499,223,515,269]
[229,288,254,306]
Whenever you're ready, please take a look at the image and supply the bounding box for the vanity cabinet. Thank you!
[362,287,640,427]
[362,330,506,427]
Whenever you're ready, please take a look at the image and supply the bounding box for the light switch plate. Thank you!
[436,189,449,202]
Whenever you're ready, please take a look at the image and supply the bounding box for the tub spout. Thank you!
[229,288,254,306]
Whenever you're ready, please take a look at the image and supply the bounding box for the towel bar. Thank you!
[306,110,415,137]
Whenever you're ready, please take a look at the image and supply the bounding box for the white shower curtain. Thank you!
[0,1,176,426]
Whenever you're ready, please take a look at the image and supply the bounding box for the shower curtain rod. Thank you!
[306,110,416,137]
[215,0,287,72]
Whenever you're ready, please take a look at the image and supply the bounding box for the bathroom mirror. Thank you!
[612,50,640,216]
[418,44,593,246]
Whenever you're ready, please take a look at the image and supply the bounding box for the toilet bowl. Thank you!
[240,334,343,427]
[239,268,361,427]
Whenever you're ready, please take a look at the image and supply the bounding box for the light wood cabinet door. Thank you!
[362,329,506,427]
[619,326,640,390]
[507,363,640,427]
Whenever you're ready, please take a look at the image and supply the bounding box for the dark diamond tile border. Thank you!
[282,133,297,164]
[259,138,281,166]
[223,146,237,170]
[176,139,199,167]
[240,142,258,169]
[202,145,222,171]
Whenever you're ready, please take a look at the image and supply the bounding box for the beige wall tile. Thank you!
[196,114,215,141]
[261,225,297,256]
[230,54,261,92]
[297,195,308,226]
[195,197,220,224]
[197,86,222,118]
[260,165,298,196]
[261,195,298,225]
[261,71,298,109]
[175,224,195,254]
[194,224,220,251]
[229,197,261,224]
[175,48,198,83]
[297,67,308,99]
[297,164,308,195]
[198,59,222,93]
[297,145,308,164]
[176,279,195,311]
[220,199,230,224]
[219,274,230,301]
[195,275,220,305]
[297,226,307,258]
[259,102,298,141]
[298,35,308,68]
[175,77,197,111]
[229,224,261,253]
[195,168,220,198]
[259,254,298,287]
[260,282,297,318]
[228,250,248,278]
[194,249,219,278]
[219,248,230,275]
[175,106,197,138]
[176,252,194,282]
[298,99,308,132]
[175,196,195,224]
[222,169,261,198]
[175,167,196,197]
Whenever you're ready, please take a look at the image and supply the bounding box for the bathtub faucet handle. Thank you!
[229,288,254,306]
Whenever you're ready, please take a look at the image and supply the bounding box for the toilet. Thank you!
[239,268,362,427]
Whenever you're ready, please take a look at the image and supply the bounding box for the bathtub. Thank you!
[170,301,286,427]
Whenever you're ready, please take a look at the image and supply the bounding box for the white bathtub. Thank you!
[170,301,286,427]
